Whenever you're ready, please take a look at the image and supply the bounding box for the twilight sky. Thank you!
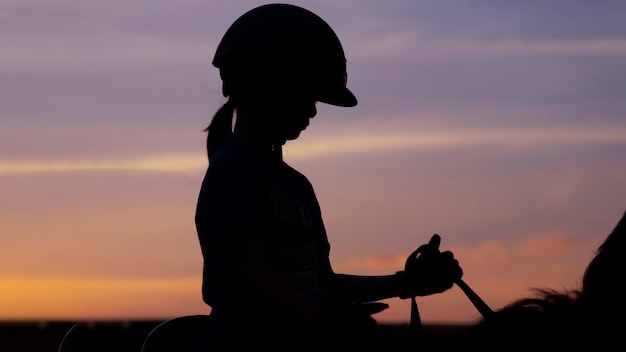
[1,0,626,324]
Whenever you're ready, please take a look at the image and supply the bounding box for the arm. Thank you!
[331,272,404,303]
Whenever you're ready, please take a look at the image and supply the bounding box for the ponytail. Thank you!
[205,100,236,161]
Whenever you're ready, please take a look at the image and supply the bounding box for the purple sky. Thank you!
[1,0,626,323]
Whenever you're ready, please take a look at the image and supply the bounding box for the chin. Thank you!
[285,132,302,141]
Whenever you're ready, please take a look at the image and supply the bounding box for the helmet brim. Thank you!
[318,86,358,107]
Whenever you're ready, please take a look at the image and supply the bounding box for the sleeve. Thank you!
[207,155,268,241]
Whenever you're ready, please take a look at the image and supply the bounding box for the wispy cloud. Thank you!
[0,31,210,73]
[335,232,586,275]
[288,127,626,159]
[2,126,624,175]
[341,252,406,273]
[352,35,626,63]
[515,232,578,258]
[0,154,205,175]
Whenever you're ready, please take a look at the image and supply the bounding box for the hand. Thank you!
[398,234,463,298]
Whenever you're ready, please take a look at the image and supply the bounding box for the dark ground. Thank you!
[0,320,472,352]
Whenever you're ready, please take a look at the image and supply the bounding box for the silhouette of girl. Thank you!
[194,4,463,351]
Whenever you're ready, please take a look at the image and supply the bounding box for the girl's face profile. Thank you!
[272,80,318,141]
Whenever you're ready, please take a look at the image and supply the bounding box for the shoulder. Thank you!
[208,139,263,175]
[281,161,312,184]
[209,138,248,164]
[279,162,319,200]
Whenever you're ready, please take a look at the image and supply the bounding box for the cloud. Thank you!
[6,32,624,74]
[5,0,626,75]
[341,252,406,273]
[288,127,626,159]
[2,126,624,175]
[0,0,230,74]
[349,32,626,64]
[0,154,205,175]
[515,232,578,258]
[459,242,510,267]
[0,31,210,73]
[334,231,586,276]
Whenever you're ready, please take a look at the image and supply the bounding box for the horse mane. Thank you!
[462,209,626,350]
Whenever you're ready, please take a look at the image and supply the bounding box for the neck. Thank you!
[233,106,285,154]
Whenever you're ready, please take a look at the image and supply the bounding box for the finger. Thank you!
[440,250,454,259]
[429,234,441,251]
[451,261,463,280]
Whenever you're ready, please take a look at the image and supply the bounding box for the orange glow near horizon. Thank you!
[0,277,206,321]
[0,231,596,324]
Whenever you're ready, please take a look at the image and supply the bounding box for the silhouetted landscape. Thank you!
[1,320,159,352]
[0,320,472,352]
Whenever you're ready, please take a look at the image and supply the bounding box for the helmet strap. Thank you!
[271,143,283,164]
